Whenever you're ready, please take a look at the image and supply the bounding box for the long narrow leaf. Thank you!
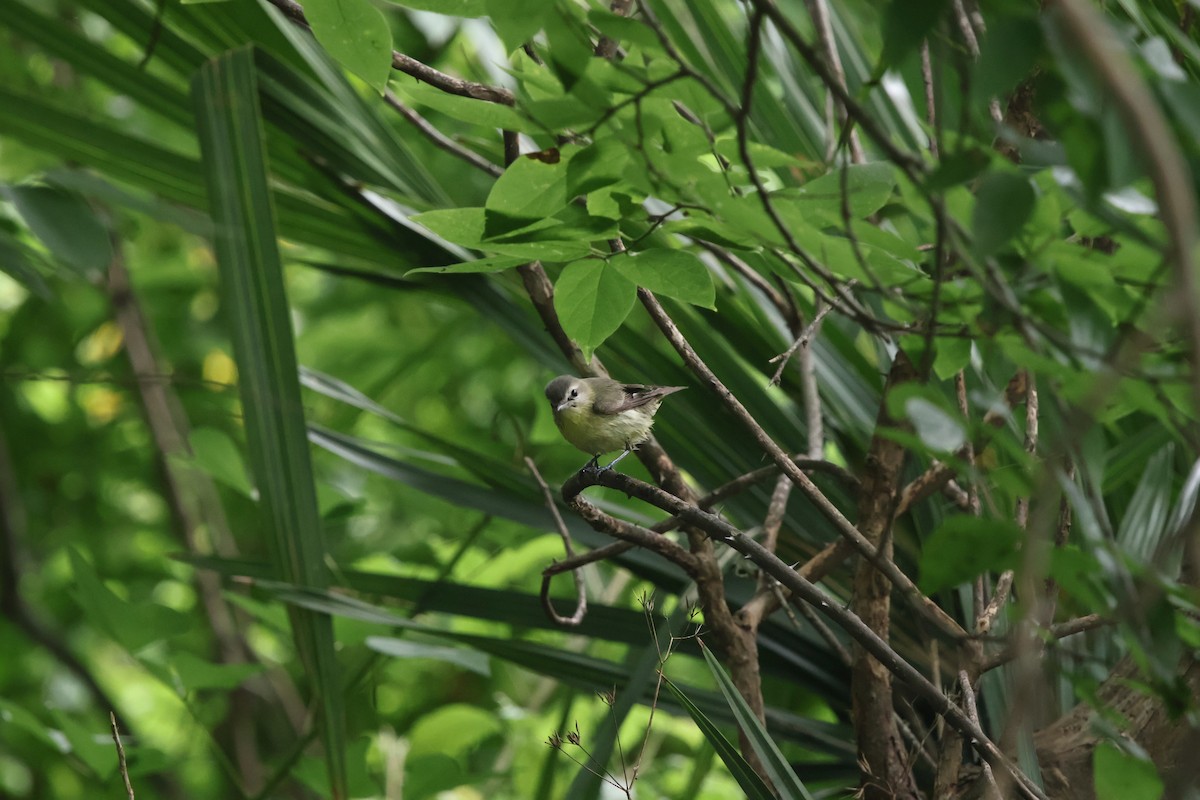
[192,46,347,799]
[662,676,776,800]
[701,643,817,800]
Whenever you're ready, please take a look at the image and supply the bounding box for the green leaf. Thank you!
[170,651,265,691]
[553,259,637,358]
[610,248,715,308]
[662,677,777,800]
[880,0,950,72]
[1094,741,1163,800]
[303,0,393,94]
[193,46,346,799]
[972,172,1036,257]
[586,8,663,51]
[487,0,548,53]
[393,79,532,132]
[700,645,817,800]
[385,0,487,15]
[405,256,529,276]
[182,427,254,498]
[904,396,965,453]
[3,184,112,275]
[68,548,191,652]
[485,154,571,226]
[918,518,1022,595]
[780,162,897,220]
[0,230,52,299]
[366,636,491,677]
[408,704,503,761]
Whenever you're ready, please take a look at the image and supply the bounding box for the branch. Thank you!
[527,458,587,626]
[266,0,515,105]
[111,711,136,800]
[637,288,967,640]
[383,91,503,177]
[563,469,1045,800]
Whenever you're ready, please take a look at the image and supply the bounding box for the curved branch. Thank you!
[562,468,1046,800]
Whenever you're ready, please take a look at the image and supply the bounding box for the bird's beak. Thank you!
[555,399,570,412]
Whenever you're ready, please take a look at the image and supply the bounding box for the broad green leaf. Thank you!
[553,259,637,358]
[610,248,715,308]
[567,138,631,196]
[1094,741,1163,800]
[182,427,254,498]
[487,0,548,53]
[485,153,571,225]
[411,207,488,246]
[976,16,1044,102]
[68,548,191,652]
[918,518,1022,595]
[662,677,776,800]
[4,184,112,275]
[192,47,346,799]
[700,645,817,800]
[366,636,491,676]
[303,0,393,94]
[408,704,503,761]
[904,396,966,453]
[971,172,1036,256]
[880,0,951,72]
[779,162,897,220]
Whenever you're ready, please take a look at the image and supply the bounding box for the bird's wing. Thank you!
[592,384,685,415]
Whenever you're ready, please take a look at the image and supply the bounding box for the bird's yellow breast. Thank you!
[555,404,656,455]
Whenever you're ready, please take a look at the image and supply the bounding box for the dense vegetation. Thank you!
[1,0,1199,798]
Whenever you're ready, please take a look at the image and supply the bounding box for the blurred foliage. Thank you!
[0,0,1198,798]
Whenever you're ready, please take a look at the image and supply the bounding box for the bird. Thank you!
[544,375,685,472]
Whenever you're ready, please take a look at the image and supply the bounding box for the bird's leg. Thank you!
[600,446,633,472]
[581,454,601,474]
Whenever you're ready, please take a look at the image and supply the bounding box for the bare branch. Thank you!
[528,457,587,626]
[383,91,503,177]
[562,468,1045,800]
[638,288,968,640]
[111,711,135,800]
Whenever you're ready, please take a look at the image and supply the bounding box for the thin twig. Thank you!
[981,614,1110,672]
[563,469,1046,800]
[768,299,835,387]
[383,92,503,177]
[111,711,135,800]
[528,457,587,626]
[804,0,864,162]
[637,288,968,640]
[958,672,999,795]
[266,0,514,104]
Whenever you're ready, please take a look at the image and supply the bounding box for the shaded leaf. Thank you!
[919,518,1022,595]
[4,184,112,275]
[554,259,637,358]
[610,248,715,308]
[303,0,393,93]
[972,172,1036,256]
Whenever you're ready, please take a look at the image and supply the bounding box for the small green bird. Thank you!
[544,375,685,472]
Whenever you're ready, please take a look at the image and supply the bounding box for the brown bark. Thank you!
[1034,655,1200,799]
[852,351,921,799]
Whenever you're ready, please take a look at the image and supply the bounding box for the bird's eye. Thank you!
[569,389,577,398]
